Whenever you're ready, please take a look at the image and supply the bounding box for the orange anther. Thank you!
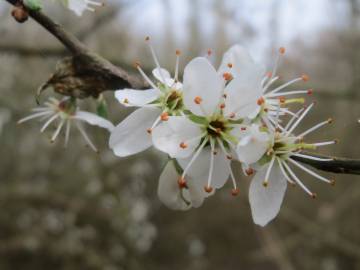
[220,103,226,109]
[134,61,141,68]
[146,128,152,134]
[245,168,254,175]
[266,71,273,78]
[307,89,313,95]
[179,142,188,149]
[231,188,240,196]
[194,96,202,104]
[279,47,286,54]
[226,155,233,160]
[175,49,181,55]
[223,72,233,81]
[302,74,309,82]
[227,63,233,68]
[204,186,213,193]
[278,96,286,103]
[257,97,265,106]
[160,112,169,121]
[178,177,188,189]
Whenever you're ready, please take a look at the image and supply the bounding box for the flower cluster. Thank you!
[110,40,336,226]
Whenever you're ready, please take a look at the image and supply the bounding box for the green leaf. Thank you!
[23,0,43,11]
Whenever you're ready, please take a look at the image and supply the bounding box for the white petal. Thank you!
[109,107,161,157]
[152,116,203,159]
[249,163,287,226]
[152,68,171,83]
[115,88,161,107]
[223,75,263,119]
[158,161,205,210]
[66,0,87,16]
[218,44,265,80]
[158,161,191,211]
[177,146,230,190]
[75,111,114,132]
[236,124,270,164]
[183,57,223,117]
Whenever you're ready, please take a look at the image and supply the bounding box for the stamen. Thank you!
[205,139,216,192]
[64,120,71,147]
[160,112,169,121]
[181,139,208,180]
[288,158,332,184]
[267,77,303,95]
[175,49,181,81]
[223,72,233,81]
[41,114,58,133]
[284,108,304,131]
[17,110,52,124]
[135,64,161,91]
[220,103,226,109]
[301,74,310,82]
[286,102,314,135]
[257,97,265,105]
[245,167,254,176]
[145,36,167,83]
[194,96,202,104]
[75,122,98,152]
[227,63,233,68]
[179,142,188,149]
[297,118,333,138]
[178,177,188,189]
[282,160,315,197]
[312,140,338,147]
[263,156,275,187]
[291,153,333,162]
[277,158,295,185]
[51,119,65,142]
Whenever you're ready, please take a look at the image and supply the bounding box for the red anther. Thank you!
[145,36,150,41]
[227,63,233,68]
[257,97,265,106]
[204,186,213,193]
[279,47,286,54]
[179,142,188,149]
[226,155,233,160]
[307,89,313,95]
[178,177,188,189]
[301,74,310,82]
[278,96,286,104]
[327,118,333,124]
[176,49,181,55]
[262,181,268,187]
[330,179,336,186]
[311,193,317,199]
[207,49,212,56]
[220,103,226,109]
[241,127,247,131]
[160,112,169,121]
[223,94,227,98]
[194,96,202,104]
[223,72,233,81]
[123,98,129,104]
[245,168,254,175]
[146,128,152,134]
[266,71,272,78]
[134,61,141,68]
[231,188,240,196]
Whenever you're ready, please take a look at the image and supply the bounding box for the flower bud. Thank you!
[11,5,29,23]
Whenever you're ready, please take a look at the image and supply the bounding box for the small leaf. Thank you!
[96,96,108,118]
[23,0,43,11]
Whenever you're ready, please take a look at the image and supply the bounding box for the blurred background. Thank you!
[1,0,360,269]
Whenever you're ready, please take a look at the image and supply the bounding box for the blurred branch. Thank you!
[4,0,146,98]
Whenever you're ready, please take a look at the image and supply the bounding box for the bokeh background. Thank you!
[1,0,360,269]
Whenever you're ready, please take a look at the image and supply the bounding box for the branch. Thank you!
[5,0,147,98]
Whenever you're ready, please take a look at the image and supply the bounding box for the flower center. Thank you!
[165,90,183,111]
[207,119,227,137]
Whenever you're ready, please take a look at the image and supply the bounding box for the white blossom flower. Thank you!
[110,38,184,157]
[158,160,207,210]
[152,54,256,196]
[61,0,104,16]
[218,45,312,130]
[245,102,336,226]
[18,97,114,152]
